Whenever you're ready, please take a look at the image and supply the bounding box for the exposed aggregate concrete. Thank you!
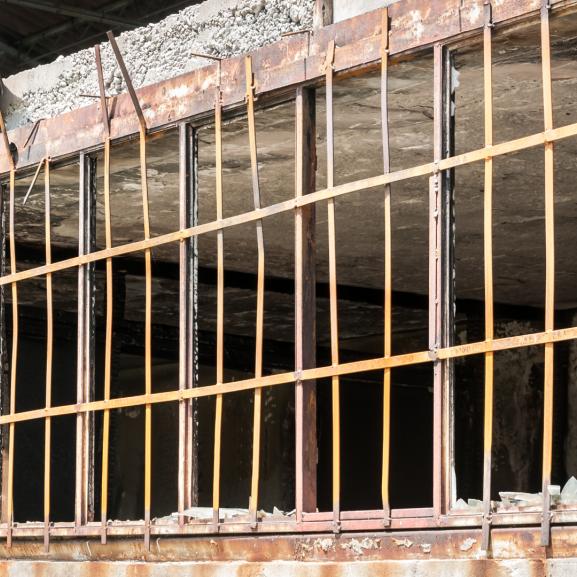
[3,0,313,129]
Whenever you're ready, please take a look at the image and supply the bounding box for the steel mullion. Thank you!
[481,0,495,552]
[43,158,53,552]
[178,122,196,524]
[76,152,96,530]
[540,0,555,547]
[245,55,266,527]
[432,44,444,520]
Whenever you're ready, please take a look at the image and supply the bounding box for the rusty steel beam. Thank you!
[2,0,574,174]
[0,525,577,562]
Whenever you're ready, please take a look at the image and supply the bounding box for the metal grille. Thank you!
[0,0,573,553]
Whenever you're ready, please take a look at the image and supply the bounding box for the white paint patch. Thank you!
[460,537,477,552]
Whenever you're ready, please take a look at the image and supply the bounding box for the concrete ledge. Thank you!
[1,559,573,577]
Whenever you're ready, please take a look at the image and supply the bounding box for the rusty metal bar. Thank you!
[0,110,16,548]
[95,42,113,545]
[245,55,265,527]
[75,152,96,529]
[106,31,146,132]
[107,31,152,548]
[540,0,555,548]
[294,85,317,521]
[178,122,197,524]
[380,7,392,524]
[95,45,110,139]
[324,39,340,528]
[2,118,577,289]
[43,158,52,552]
[212,75,224,528]
[100,136,112,545]
[481,0,494,553]
[3,324,577,428]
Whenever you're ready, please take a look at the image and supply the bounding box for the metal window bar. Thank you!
[324,39,341,528]
[75,152,96,530]
[245,54,266,527]
[380,6,392,524]
[0,2,575,541]
[43,158,53,552]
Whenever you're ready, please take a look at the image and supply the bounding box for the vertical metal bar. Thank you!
[245,55,266,527]
[481,0,494,552]
[76,153,96,529]
[442,46,456,518]
[100,137,112,545]
[540,0,554,547]
[95,43,112,545]
[139,126,153,550]
[212,75,224,528]
[295,86,317,522]
[178,122,198,524]
[43,158,52,552]
[0,111,17,547]
[324,40,340,528]
[380,8,392,524]
[107,32,153,548]
[432,43,444,519]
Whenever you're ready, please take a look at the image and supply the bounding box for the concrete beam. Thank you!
[2,0,568,174]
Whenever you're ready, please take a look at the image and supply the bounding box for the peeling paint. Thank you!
[340,538,381,556]
[460,538,477,552]
[392,538,413,549]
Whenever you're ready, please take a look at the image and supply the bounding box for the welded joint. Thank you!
[481,512,492,552]
[244,55,258,103]
[542,0,552,12]
[544,129,555,143]
[332,519,341,534]
[322,39,336,73]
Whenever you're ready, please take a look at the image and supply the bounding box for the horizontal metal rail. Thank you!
[2,324,577,427]
[0,121,576,288]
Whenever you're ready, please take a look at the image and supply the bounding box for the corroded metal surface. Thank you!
[0,527,577,562]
